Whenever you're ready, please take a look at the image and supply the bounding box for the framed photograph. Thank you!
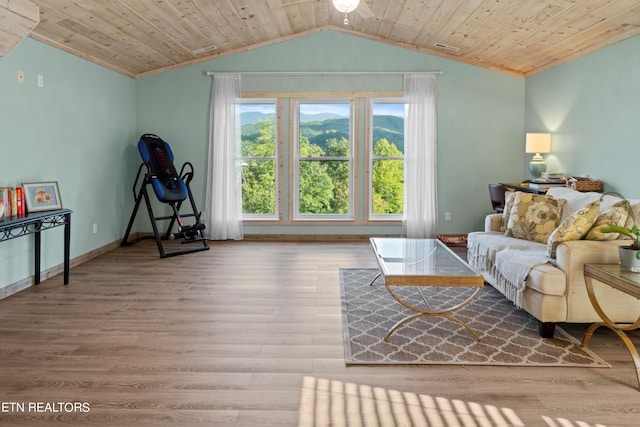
[22,182,63,213]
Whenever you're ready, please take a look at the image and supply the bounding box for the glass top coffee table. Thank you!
[369,237,484,342]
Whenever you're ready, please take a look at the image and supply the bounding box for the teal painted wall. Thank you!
[525,35,640,198]
[136,30,525,236]
[1,26,637,292]
[0,31,527,292]
[0,38,137,290]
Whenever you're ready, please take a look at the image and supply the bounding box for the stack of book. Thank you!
[529,173,567,191]
[0,186,26,219]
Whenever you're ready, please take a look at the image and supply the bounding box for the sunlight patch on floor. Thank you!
[298,376,608,427]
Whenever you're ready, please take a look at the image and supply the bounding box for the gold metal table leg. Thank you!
[582,275,640,390]
[368,272,381,286]
[384,283,483,343]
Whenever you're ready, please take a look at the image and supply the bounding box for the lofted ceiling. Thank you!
[22,0,640,78]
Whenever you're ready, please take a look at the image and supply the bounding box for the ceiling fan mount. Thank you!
[283,0,375,24]
[333,0,375,24]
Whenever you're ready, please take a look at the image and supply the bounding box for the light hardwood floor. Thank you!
[0,240,638,426]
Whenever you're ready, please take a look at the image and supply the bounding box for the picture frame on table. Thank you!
[22,182,63,213]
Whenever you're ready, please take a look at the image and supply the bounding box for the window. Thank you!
[238,95,403,224]
[239,100,278,219]
[370,100,405,219]
[294,100,353,219]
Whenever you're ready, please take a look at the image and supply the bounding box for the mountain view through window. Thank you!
[239,99,405,219]
[239,102,277,217]
[371,102,405,216]
[296,102,352,217]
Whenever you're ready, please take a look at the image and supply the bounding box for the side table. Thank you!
[581,263,640,389]
[0,209,72,285]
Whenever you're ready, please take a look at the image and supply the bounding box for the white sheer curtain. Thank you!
[205,73,244,240]
[403,73,438,238]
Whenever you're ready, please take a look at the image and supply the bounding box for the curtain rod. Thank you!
[205,70,443,76]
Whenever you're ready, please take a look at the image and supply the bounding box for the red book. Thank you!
[16,187,23,216]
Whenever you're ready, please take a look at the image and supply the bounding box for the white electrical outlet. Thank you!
[93,223,98,234]
[17,70,24,83]
[37,75,44,87]
[445,212,452,221]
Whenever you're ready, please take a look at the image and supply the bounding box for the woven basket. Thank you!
[437,234,468,247]
[567,179,602,192]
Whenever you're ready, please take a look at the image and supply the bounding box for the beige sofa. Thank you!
[468,187,640,337]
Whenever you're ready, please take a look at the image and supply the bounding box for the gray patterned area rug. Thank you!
[340,268,610,367]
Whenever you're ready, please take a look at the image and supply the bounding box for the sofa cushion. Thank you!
[547,200,600,257]
[467,231,551,308]
[585,200,629,240]
[505,192,566,243]
[526,263,567,296]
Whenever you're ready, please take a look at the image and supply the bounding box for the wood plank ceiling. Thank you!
[25,0,640,78]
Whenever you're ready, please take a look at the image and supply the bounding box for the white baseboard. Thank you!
[0,239,122,300]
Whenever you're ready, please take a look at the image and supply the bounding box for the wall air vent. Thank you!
[434,43,460,52]
[191,45,218,55]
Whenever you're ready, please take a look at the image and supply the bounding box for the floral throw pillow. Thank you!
[499,191,517,232]
[547,200,600,257]
[505,192,566,243]
[585,200,630,240]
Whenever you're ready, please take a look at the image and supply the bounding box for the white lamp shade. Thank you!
[525,133,551,154]
[332,0,360,13]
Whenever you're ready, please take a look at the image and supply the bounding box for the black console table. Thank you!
[499,182,547,194]
[0,209,72,285]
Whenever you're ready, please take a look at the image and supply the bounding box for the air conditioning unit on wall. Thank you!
[0,0,39,56]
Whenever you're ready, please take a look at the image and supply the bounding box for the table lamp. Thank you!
[525,133,551,180]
